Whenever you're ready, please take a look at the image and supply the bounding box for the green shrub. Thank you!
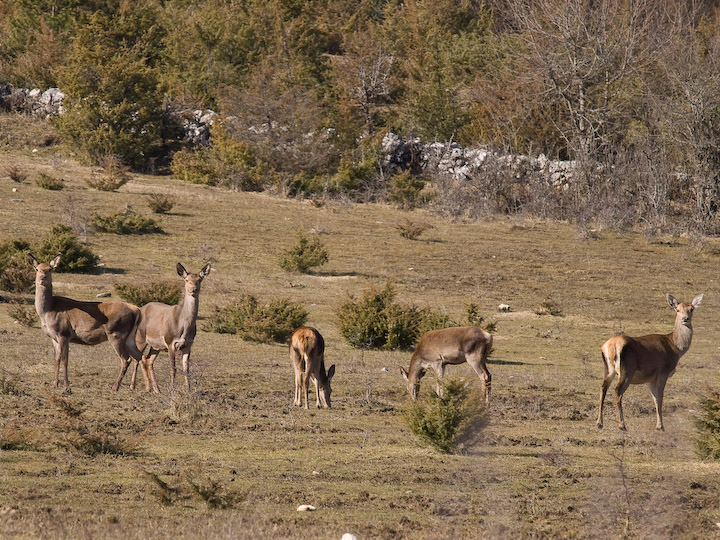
[91,209,163,234]
[279,233,329,273]
[85,156,131,191]
[206,293,308,343]
[113,281,182,307]
[404,378,487,454]
[147,193,175,214]
[36,172,65,190]
[696,387,720,459]
[389,170,428,209]
[7,300,37,327]
[396,218,433,240]
[171,122,271,191]
[33,225,99,273]
[466,303,497,333]
[337,283,449,350]
[0,240,34,292]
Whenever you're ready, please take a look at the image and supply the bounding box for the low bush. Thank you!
[396,219,433,240]
[404,377,487,454]
[206,293,307,343]
[389,170,428,209]
[113,281,182,306]
[0,240,34,292]
[147,193,176,214]
[7,300,37,327]
[6,165,27,183]
[172,122,271,191]
[279,233,329,273]
[91,209,163,234]
[337,283,449,350]
[32,225,99,272]
[696,387,720,460]
[85,155,131,191]
[36,172,64,190]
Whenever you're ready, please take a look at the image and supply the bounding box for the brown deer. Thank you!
[597,293,703,431]
[27,253,143,390]
[131,262,211,393]
[400,326,493,404]
[290,326,335,409]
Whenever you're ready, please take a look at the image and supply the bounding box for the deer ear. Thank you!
[666,293,678,309]
[692,294,704,308]
[200,263,211,278]
[176,263,187,278]
[26,253,39,268]
[400,366,409,381]
[50,253,62,269]
[327,364,335,380]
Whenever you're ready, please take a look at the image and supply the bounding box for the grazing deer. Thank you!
[27,253,143,390]
[131,262,211,393]
[400,326,493,404]
[597,293,703,431]
[290,326,335,409]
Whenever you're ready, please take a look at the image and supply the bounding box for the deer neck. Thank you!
[671,319,693,355]
[178,293,199,328]
[34,278,54,316]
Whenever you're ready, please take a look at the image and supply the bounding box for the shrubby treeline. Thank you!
[2,0,720,233]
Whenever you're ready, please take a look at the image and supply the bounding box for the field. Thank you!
[1,119,720,539]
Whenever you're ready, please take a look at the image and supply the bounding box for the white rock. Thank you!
[341,534,358,540]
[297,504,316,512]
[497,304,511,312]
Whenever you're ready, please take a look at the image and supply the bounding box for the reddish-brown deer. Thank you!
[400,326,493,403]
[290,326,335,409]
[131,262,211,393]
[27,253,143,390]
[597,293,703,431]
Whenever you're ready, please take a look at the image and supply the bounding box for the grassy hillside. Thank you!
[1,128,720,539]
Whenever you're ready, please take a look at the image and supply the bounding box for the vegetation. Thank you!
[206,293,308,343]
[35,172,64,190]
[91,209,163,234]
[84,156,131,191]
[113,281,182,307]
[30,225,98,273]
[6,300,36,327]
[696,388,720,460]
[404,378,487,453]
[278,233,329,273]
[396,218,433,240]
[146,193,175,214]
[337,283,449,350]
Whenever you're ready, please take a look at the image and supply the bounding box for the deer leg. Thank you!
[312,375,321,409]
[54,337,70,390]
[614,375,633,431]
[597,359,616,429]
[434,364,446,397]
[301,371,309,410]
[108,335,134,391]
[467,351,492,405]
[143,348,161,394]
[168,345,177,388]
[130,359,140,391]
[650,378,667,431]
[180,349,191,392]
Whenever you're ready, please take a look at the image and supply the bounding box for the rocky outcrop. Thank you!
[381,131,575,186]
[0,84,64,116]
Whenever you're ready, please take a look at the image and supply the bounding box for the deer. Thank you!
[400,326,493,404]
[130,262,211,393]
[27,253,143,391]
[290,326,335,409]
[597,293,703,431]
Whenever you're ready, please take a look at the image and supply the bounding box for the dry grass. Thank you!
[1,134,720,539]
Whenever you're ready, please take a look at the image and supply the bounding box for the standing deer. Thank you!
[400,326,493,404]
[597,293,703,431]
[131,262,211,393]
[290,326,335,409]
[27,253,143,390]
